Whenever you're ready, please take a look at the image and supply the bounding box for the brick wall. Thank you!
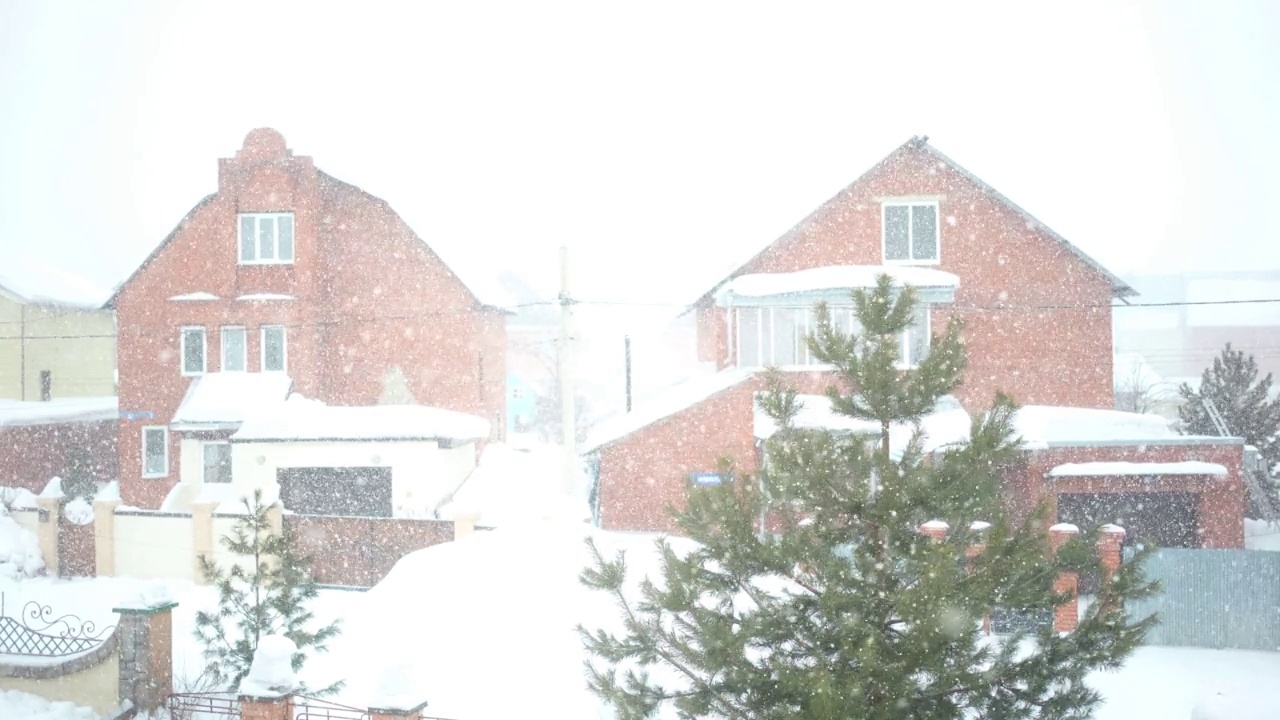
[0,420,118,491]
[696,142,1116,411]
[113,130,505,508]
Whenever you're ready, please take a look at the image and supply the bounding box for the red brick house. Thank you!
[108,129,507,508]
[585,136,1245,546]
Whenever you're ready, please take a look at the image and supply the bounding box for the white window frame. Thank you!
[261,325,288,373]
[881,200,941,265]
[238,212,296,265]
[202,441,232,484]
[141,425,169,478]
[221,326,247,372]
[180,326,206,376]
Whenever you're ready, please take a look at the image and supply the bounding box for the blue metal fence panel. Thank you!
[1126,549,1280,651]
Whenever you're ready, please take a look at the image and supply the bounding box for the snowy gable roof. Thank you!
[717,265,959,306]
[0,254,113,309]
[0,396,118,427]
[171,373,294,428]
[581,368,757,454]
[688,136,1134,312]
[754,393,971,459]
[231,396,490,443]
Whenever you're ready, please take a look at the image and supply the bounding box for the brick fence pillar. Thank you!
[191,500,218,584]
[93,498,120,576]
[239,693,294,720]
[1049,523,1080,633]
[1096,524,1127,615]
[35,495,60,576]
[968,521,991,634]
[1097,524,1126,585]
[919,520,949,541]
[113,597,177,715]
[370,700,431,720]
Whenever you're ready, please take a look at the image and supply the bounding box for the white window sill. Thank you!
[882,258,941,266]
[238,260,295,266]
[181,371,206,377]
[142,473,169,479]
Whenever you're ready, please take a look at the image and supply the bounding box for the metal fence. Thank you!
[1126,548,1280,651]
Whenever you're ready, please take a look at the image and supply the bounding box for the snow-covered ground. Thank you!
[4,520,1280,719]
[1244,518,1280,551]
[0,690,96,720]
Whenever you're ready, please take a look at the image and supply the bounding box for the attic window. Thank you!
[882,202,939,263]
[239,213,295,264]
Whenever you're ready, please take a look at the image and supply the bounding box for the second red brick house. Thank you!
[109,129,507,508]
[585,136,1245,547]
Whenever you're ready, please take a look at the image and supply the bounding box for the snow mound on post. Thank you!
[62,498,93,525]
[239,635,299,697]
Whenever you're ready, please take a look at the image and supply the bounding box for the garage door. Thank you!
[1056,492,1198,548]
[277,466,394,517]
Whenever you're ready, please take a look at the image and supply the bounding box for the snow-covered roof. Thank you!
[721,265,960,300]
[1048,461,1229,478]
[0,396,118,427]
[754,393,971,459]
[1011,405,1198,448]
[0,255,112,309]
[171,373,294,429]
[581,368,757,453]
[231,395,490,443]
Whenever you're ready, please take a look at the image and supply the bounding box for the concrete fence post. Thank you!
[93,498,121,577]
[1049,523,1080,633]
[34,495,60,577]
[191,501,218,584]
[113,597,177,715]
[454,511,481,541]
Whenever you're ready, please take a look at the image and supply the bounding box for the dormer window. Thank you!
[239,212,295,264]
[882,201,939,263]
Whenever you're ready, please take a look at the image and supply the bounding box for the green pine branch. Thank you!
[580,275,1155,719]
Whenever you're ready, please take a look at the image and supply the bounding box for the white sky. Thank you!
[2,0,1278,310]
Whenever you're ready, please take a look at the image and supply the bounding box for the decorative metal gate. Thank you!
[0,593,115,657]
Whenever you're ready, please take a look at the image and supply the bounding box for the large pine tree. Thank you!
[580,276,1156,719]
[1178,343,1280,472]
[194,490,342,694]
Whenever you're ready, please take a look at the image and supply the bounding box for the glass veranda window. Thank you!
[736,304,930,368]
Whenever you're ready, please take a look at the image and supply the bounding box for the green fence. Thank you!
[1126,548,1280,650]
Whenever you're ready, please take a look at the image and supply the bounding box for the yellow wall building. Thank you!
[0,260,116,401]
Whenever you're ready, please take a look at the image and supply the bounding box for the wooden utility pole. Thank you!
[558,245,578,495]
